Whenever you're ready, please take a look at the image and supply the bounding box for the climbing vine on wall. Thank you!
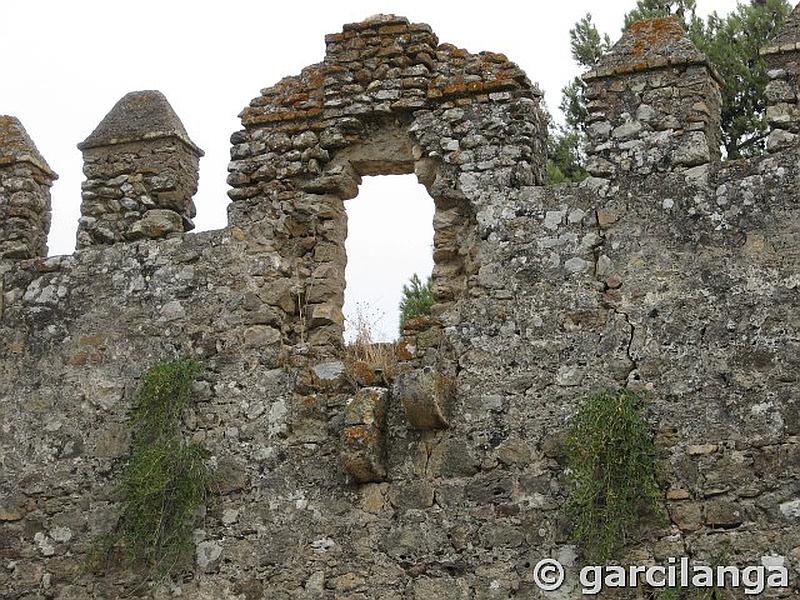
[92,359,210,580]
[566,388,664,563]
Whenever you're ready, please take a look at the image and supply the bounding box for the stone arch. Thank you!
[227,14,547,356]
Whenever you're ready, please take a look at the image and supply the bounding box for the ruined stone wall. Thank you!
[0,13,799,600]
[226,14,546,354]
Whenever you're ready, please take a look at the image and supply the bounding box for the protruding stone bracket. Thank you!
[394,366,452,430]
[341,387,388,483]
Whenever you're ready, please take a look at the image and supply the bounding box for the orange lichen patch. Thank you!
[347,360,378,387]
[68,349,105,366]
[378,24,408,35]
[343,425,379,446]
[325,64,349,75]
[242,63,326,125]
[301,394,318,408]
[259,65,327,98]
[433,78,519,99]
[402,316,433,332]
[325,31,356,44]
[283,92,311,105]
[629,16,684,38]
[241,107,324,126]
[437,43,469,59]
[629,17,684,57]
[395,340,414,361]
[479,51,509,63]
[586,15,710,81]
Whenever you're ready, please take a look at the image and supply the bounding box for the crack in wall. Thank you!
[593,208,639,387]
[617,307,640,387]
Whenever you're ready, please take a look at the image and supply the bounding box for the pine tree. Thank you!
[695,0,791,157]
[398,274,433,332]
[553,0,791,165]
[623,0,699,30]
[547,14,610,184]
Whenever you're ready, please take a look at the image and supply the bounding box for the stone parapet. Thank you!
[76,91,203,248]
[762,5,800,151]
[583,17,722,181]
[0,116,57,260]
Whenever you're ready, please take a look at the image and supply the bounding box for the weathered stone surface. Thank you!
[763,17,800,150]
[342,387,388,482]
[128,208,183,239]
[394,366,452,430]
[583,18,722,176]
[0,11,799,600]
[705,500,744,528]
[79,90,202,154]
[0,116,57,260]
[76,91,203,247]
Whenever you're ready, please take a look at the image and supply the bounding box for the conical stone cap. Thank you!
[78,90,203,156]
[584,17,713,81]
[0,116,57,179]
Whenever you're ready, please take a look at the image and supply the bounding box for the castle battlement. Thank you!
[0,11,798,600]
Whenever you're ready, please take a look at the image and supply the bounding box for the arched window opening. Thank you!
[343,175,434,344]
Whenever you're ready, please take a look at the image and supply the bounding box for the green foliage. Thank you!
[92,359,208,581]
[131,360,201,444]
[570,13,612,69]
[558,1,790,165]
[561,15,611,136]
[693,0,791,158]
[547,128,588,184]
[622,0,790,158]
[399,273,433,331]
[623,0,699,30]
[548,14,609,183]
[118,440,208,572]
[566,389,663,563]
[560,77,590,133]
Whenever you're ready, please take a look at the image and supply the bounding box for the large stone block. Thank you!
[394,366,452,430]
[341,387,388,482]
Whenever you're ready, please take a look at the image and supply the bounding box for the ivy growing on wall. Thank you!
[92,359,210,580]
[566,388,664,563]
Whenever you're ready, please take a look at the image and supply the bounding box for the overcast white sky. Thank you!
[1,0,740,340]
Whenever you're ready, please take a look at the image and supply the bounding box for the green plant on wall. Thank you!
[566,388,663,563]
[92,359,209,581]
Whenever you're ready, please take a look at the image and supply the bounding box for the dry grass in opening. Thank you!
[345,303,399,384]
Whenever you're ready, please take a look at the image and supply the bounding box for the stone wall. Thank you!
[226,14,547,354]
[0,12,799,600]
[762,8,800,152]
